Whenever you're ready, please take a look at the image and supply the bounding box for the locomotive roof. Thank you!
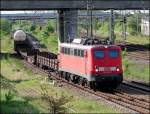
[60,43,120,50]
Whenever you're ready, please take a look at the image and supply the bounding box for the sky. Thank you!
[1,10,149,14]
[1,11,54,14]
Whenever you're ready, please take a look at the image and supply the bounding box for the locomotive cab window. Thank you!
[109,50,119,58]
[94,51,104,58]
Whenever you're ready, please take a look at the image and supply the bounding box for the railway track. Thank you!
[20,54,150,114]
[122,80,150,93]
[116,41,149,60]
[131,81,150,87]
[14,32,149,113]
[126,45,149,60]
[126,50,149,60]
[126,50,149,61]
[126,52,149,60]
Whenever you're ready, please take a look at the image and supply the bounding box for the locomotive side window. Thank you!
[67,48,70,54]
[109,50,119,58]
[70,48,74,55]
[77,49,81,56]
[66,48,68,54]
[73,49,84,57]
[74,49,77,56]
[64,48,67,54]
[81,50,84,57]
[68,48,70,55]
[94,51,104,58]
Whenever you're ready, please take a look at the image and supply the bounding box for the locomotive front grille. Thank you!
[95,67,118,72]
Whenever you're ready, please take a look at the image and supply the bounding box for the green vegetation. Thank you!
[0,16,149,113]
[123,58,149,82]
[1,56,119,113]
[1,25,119,113]
[1,35,14,53]
[33,21,58,53]
[71,98,117,113]
[40,85,73,113]
[122,50,149,82]
[90,14,149,46]
[0,19,12,35]
[11,20,58,53]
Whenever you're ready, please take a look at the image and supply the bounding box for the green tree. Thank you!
[0,19,12,35]
[127,14,141,35]
[42,21,55,37]
[40,85,73,114]
[30,24,36,32]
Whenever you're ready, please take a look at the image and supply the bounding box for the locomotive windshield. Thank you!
[109,50,119,58]
[94,51,104,58]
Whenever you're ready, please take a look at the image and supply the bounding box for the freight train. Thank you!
[14,30,123,89]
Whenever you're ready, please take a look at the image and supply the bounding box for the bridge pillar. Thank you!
[58,10,78,43]
[109,9,115,44]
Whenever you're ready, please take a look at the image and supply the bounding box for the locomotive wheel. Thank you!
[81,78,87,87]
[72,76,79,84]
[81,79,85,86]
[62,72,66,78]
[58,71,62,77]
[90,82,96,91]
[84,79,89,88]
[87,81,91,88]
[65,72,70,81]
[66,73,71,82]
[79,77,83,86]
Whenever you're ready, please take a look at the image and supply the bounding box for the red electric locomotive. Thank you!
[58,38,123,89]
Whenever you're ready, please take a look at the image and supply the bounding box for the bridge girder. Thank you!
[1,0,150,10]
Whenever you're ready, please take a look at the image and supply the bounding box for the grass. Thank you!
[116,34,149,46]
[94,21,149,46]
[1,57,120,113]
[123,58,149,82]
[70,96,118,113]
[0,55,119,113]
[1,28,149,113]
[1,58,34,81]
[0,35,14,53]
[0,34,119,113]
[0,88,40,113]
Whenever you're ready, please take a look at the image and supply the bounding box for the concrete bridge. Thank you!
[1,0,149,43]
[1,0,149,10]
[1,12,110,20]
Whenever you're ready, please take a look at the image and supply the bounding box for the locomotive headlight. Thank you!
[116,68,120,71]
[95,68,99,72]
[95,66,99,72]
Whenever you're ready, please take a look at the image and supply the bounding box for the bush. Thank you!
[40,85,73,113]
[42,21,55,37]
[30,24,36,32]
[127,15,140,35]
[0,75,14,89]
[5,90,15,103]
[0,19,12,35]
[122,48,131,76]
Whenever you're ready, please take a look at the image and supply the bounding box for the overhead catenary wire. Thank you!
[19,6,149,39]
